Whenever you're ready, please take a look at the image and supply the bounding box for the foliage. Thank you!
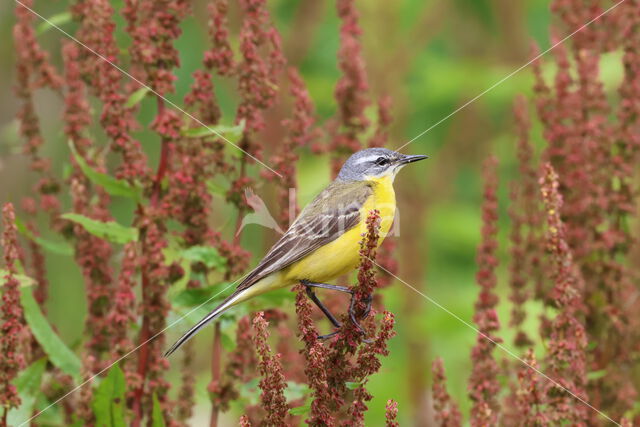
[1,0,639,425]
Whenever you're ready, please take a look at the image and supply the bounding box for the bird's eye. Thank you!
[374,157,389,166]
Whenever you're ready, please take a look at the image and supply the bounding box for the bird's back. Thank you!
[235,180,375,290]
[284,174,396,283]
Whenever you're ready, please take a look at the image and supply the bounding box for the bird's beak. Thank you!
[399,154,429,164]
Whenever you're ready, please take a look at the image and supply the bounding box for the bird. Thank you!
[165,148,428,356]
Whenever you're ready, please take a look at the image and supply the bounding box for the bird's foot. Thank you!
[300,280,373,343]
[317,330,340,340]
[361,294,373,320]
[348,293,374,343]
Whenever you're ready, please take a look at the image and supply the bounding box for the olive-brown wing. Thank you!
[235,180,373,292]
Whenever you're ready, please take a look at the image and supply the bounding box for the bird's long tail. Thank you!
[164,289,243,357]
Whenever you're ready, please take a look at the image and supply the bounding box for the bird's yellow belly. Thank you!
[283,176,396,285]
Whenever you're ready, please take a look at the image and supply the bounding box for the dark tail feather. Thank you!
[164,290,241,357]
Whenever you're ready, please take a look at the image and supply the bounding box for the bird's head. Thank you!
[336,148,428,182]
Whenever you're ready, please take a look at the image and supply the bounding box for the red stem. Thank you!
[209,323,222,427]
[152,97,170,207]
[132,272,151,427]
[212,147,248,424]
[132,95,170,426]
[232,155,248,246]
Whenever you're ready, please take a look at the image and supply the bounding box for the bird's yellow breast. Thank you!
[283,175,395,285]
[231,176,397,305]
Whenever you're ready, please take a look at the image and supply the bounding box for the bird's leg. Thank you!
[348,294,367,335]
[304,285,342,328]
[301,280,371,341]
[361,294,373,320]
[317,330,340,340]
[347,293,374,344]
[301,280,353,340]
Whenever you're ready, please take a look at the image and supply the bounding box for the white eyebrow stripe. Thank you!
[354,155,381,165]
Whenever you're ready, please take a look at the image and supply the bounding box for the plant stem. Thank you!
[152,97,170,207]
[132,95,170,427]
[232,151,248,246]
[210,160,247,423]
[132,292,151,427]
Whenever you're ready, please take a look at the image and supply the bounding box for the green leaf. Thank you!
[7,357,47,426]
[0,269,36,288]
[36,12,72,35]
[206,180,227,198]
[15,358,47,394]
[125,87,150,108]
[236,378,261,405]
[7,358,47,425]
[252,288,293,307]
[93,365,127,427]
[62,162,73,180]
[345,380,364,390]
[587,369,607,381]
[62,213,138,244]
[181,246,226,270]
[69,141,142,201]
[151,393,166,427]
[220,331,235,352]
[15,217,74,256]
[171,284,230,308]
[288,403,310,416]
[163,242,192,297]
[284,381,310,402]
[182,120,245,141]
[21,289,81,378]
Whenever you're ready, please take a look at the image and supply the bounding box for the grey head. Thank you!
[336,148,428,181]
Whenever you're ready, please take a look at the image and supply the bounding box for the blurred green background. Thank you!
[0,0,627,424]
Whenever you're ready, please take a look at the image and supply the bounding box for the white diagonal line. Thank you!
[13,0,625,425]
[371,258,620,426]
[11,1,278,423]
[13,0,283,178]
[395,0,627,152]
[18,279,241,426]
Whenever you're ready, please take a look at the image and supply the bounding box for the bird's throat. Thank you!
[365,174,396,240]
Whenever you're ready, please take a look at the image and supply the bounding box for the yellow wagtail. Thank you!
[165,148,427,356]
